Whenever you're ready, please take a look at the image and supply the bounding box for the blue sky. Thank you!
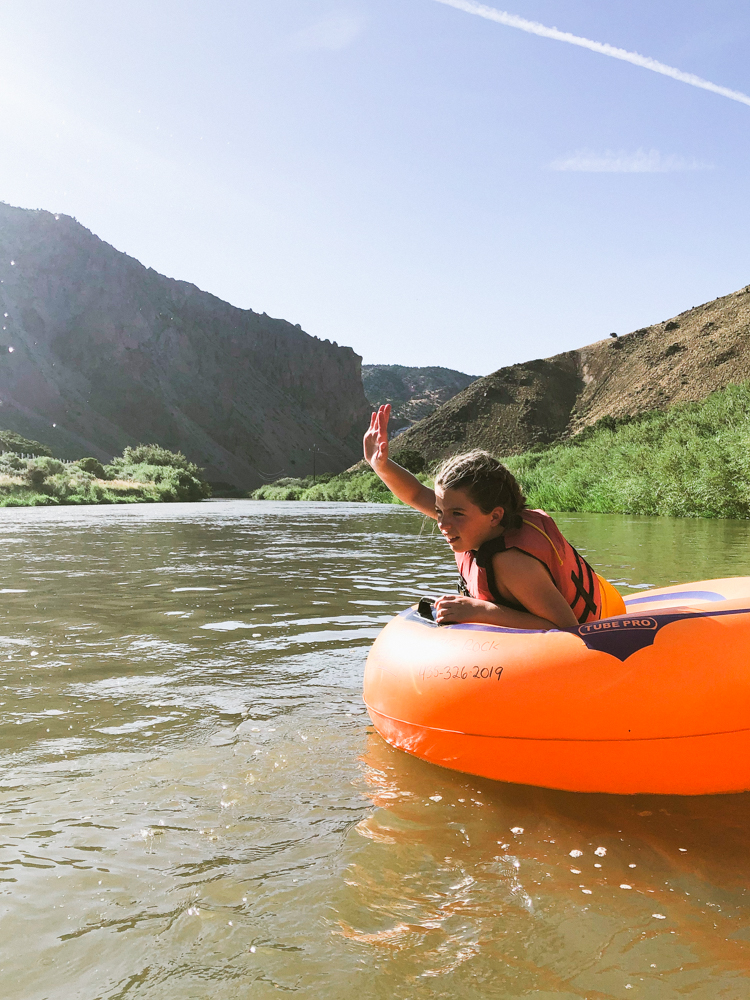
[1,0,749,375]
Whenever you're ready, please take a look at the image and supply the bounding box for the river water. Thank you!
[2,500,750,999]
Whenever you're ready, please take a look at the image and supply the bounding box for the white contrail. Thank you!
[550,148,713,173]
[432,0,750,108]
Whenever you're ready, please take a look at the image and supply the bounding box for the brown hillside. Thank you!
[393,283,750,461]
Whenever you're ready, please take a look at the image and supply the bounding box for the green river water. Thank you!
[2,500,750,999]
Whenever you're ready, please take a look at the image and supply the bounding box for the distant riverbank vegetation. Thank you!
[0,439,210,506]
[252,382,750,519]
[251,449,430,503]
[252,468,433,504]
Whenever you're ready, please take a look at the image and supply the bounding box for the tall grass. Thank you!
[505,382,750,518]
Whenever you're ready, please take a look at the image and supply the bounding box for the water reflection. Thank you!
[349,735,750,996]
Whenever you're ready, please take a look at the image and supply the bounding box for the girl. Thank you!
[363,404,625,629]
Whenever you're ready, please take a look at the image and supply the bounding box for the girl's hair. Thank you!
[434,450,527,529]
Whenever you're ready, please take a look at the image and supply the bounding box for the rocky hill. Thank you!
[362,364,477,433]
[0,203,371,488]
[393,283,750,461]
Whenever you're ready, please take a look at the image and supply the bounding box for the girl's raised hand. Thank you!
[363,404,391,470]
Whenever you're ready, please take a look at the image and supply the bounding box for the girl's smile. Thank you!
[434,486,505,553]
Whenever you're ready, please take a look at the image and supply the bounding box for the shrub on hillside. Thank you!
[23,466,48,489]
[76,457,108,479]
[117,444,201,474]
[106,443,210,501]
[0,430,52,457]
[111,461,210,502]
[0,442,210,505]
[391,448,426,473]
[0,451,26,473]
[28,457,66,476]
[20,457,66,491]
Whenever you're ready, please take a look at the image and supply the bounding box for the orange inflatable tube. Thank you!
[363,578,750,795]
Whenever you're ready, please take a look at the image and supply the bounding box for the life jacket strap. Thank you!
[474,536,507,606]
[570,548,598,622]
[521,518,564,565]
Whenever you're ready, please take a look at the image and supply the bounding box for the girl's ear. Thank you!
[490,506,505,527]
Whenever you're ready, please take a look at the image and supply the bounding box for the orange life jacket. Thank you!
[455,508,602,623]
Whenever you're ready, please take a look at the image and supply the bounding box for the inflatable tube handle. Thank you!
[417,597,436,622]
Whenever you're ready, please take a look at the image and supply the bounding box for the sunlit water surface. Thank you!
[2,501,750,999]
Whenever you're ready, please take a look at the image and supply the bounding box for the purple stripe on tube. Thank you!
[624,590,725,606]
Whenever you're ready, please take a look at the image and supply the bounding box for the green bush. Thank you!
[76,456,108,479]
[0,452,25,472]
[105,443,210,501]
[391,448,426,473]
[0,430,52,457]
[117,444,201,475]
[28,457,65,476]
[106,462,210,502]
[23,466,48,489]
[19,457,68,493]
[0,442,210,506]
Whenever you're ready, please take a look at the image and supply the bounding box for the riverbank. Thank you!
[252,381,750,518]
[251,468,432,504]
[0,441,210,506]
[505,380,750,518]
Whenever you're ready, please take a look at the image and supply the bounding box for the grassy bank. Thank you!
[252,381,750,518]
[505,382,750,518]
[0,442,210,506]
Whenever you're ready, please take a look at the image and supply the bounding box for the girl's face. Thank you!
[434,486,505,553]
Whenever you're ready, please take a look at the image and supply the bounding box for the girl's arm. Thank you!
[434,595,560,630]
[435,550,579,630]
[363,404,436,518]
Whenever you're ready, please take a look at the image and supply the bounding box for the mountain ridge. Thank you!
[362,364,477,432]
[0,203,371,487]
[391,282,750,462]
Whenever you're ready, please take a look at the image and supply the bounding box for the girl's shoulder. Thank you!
[522,508,552,520]
[502,509,569,562]
[510,508,561,535]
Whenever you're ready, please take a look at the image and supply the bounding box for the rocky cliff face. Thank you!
[393,283,750,461]
[0,203,372,487]
[362,364,477,433]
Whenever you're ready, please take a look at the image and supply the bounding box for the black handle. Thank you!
[417,597,435,621]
